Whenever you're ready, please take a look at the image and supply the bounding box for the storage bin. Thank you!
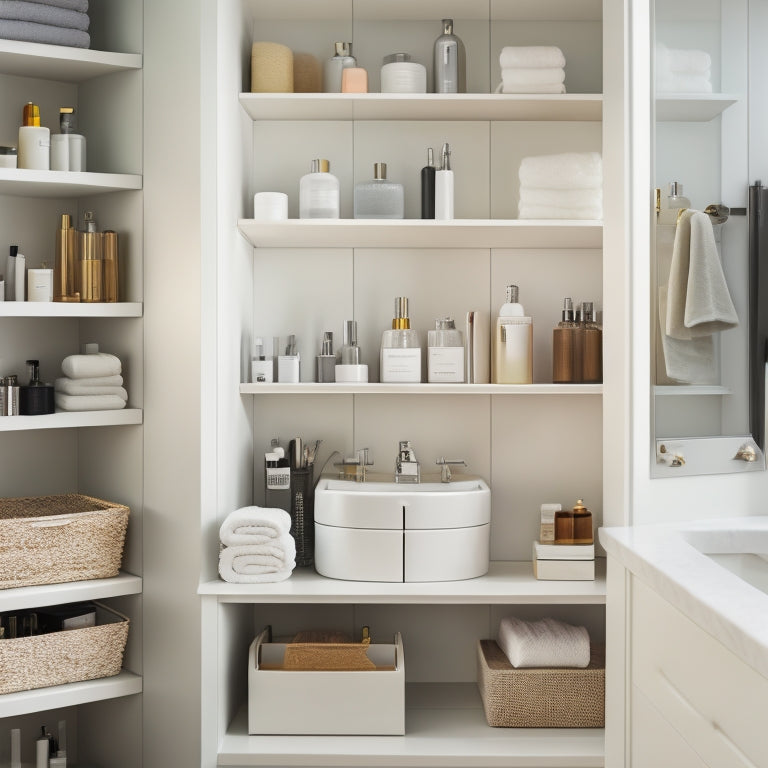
[477,639,605,727]
[248,627,405,735]
[0,493,129,589]
[0,602,129,694]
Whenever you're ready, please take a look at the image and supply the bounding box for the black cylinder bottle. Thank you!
[421,147,436,219]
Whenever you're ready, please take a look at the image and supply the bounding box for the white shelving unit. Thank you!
[655,93,739,122]
[240,382,603,395]
[0,409,142,431]
[0,169,142,198]
[0,302,142,317]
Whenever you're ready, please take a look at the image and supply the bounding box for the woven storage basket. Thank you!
[0,602,129,694]
[0,493,129,589]
[477,639,605,728]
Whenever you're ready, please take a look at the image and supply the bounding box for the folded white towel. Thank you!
[0,19,89,46]
[55,393,127,411]
[220,505,292,547]
[55,377,128,400]
[666,209,738,340]
[0,1,89,30]
[499,46,565,70]
[656,74,712,94]
[501,67,565,85]
[497,616,590,668]
[218,538,296,583]
[519,203,602,220]
[61,352,121,379]
[656,43,711,75]
[519,187,602,209]
[518,152,602,191]
[55,373,123,387]
[496,80,566,94]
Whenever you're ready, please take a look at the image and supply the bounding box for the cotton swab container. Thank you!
[251,41,293,93]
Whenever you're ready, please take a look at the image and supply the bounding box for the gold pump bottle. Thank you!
[78,210,103,302]
[54,213,79,302]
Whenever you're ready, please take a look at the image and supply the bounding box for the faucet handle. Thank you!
[435,457,467,482]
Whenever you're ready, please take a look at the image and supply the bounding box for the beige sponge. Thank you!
[251,41,293,93]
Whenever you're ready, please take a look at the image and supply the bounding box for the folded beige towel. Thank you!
[499,46,565,69]
[55,393,126,411]
[56,373,123,387]
[55,377,127,400]
[518,152,602,190]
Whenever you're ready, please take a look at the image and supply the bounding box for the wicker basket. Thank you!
[0,493,129,589]
[477,639,605,728]
[0,602,129,694]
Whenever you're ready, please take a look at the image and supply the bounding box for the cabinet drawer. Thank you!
[631,578,768,768]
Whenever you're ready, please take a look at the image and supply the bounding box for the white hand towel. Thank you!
[666,209,738,340]
[518,152,602,191]
[496,80,566,94]
[218,537,296,583]
[497,616,590,668]
[656,43,712,74]
[518,203,602,220]
[55,378,128,400]
[499,46,565,70]
[501,67,565,85]
[656,74,712,94]
[519,187,602,209]
[55,373,123,387]
[61,352,121,379]
[220,505,292,547]
[54,393,127,411]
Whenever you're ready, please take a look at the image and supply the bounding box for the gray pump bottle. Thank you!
[433,19,466,93]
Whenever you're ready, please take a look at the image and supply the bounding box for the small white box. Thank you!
[248,627,405,735]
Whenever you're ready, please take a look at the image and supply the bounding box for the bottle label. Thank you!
[427,346,464,383]
[266,466,290,490]
[381,348,421,382]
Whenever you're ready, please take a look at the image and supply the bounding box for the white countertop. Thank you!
[599,516,768,680]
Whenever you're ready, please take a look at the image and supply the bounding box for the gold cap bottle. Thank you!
[78,211,103,302]
[102,230,119,303]
[392,296,411,330]
[54,213,79,302]
[22,102,40,127]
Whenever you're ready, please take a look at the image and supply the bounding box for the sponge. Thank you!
[251,41,293,93]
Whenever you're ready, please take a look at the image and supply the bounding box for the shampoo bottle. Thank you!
[380,296,421,383]
[420,147,435,219]
[433,18,466,93]
[18,102,50,170]
[324,42,356,93]
[299,158,340,219]
[492,284,533,384]
[580,301,602,383]
[435,142,454,220]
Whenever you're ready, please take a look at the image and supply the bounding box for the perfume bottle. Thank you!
[435,142,454,220]
[491,285,533,384]
[555,498,593,545]
[552,297,579,384]
[427,317,464,383]
[324,42,356,93]
[665,181,691,209]
[433,18,465,93]
[380,297,421,383]
[335,319,368,382]
[580,301,602,383]
[299,158,339,219]
[54,214,79,302]
[354,163,404,219]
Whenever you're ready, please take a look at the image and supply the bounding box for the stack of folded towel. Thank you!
[54,351,127,411]
[518,151,602,220]
[219,506,296,584]
[0,0,90,49]
[496,46,566,94]
[655,42,712,93]
[497,615,590,668]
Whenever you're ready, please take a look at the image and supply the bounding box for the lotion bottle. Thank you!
[435,142,454,220]
[492,284,533,384]
[299,158,339,219]
[380,296,421,383]
[552,297,579,383]
[433,18,466,93]
[18,102,50,170]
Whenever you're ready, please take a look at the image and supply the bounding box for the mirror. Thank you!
[651,0,765,477]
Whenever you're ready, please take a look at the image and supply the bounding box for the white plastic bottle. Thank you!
[299,158,340,219]
[18,102,50,170]
[435,142,454,220]
[491,284,533,384]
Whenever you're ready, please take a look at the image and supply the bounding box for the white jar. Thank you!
[380,53,427,93]
[0,146,17,168]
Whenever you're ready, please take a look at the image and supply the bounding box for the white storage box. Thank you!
[248,627,405,735]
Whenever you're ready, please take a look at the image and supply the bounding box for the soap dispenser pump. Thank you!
[492,284,533,384]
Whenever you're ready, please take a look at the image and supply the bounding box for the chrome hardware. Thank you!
[435,457,467,483]
[334,447,373,481]
[732,444,757,462]
[395,440,420,483]
[657,443,685,467]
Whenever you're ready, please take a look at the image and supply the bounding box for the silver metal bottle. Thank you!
[433,18,465,94]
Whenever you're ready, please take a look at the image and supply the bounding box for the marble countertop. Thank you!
[599,516,768,680]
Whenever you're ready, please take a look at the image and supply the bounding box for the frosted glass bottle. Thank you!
[299,158,339,219]
[427,317,464,383]
[354,163,404,219]
[380,297,421,383]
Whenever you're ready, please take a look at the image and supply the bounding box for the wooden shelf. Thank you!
[0,409,142,431]
[199,560,606,605]
[240,93,603,122]
[0,169,142,198]
[0,671,142,719]
[655,94,739,122]
[238,219,602,250]
[240,383,603,395]
[219,685,604,767]
[0,302,142,318]
[0,40,141,82]
[2,572,142,612]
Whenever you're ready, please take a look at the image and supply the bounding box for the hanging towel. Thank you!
[218,538,296,583]
[0,1,89,30]
[54,378,128,399]
[219,505,292,547]
[61,352,121,379]
[497,616,591,668]
[54,392,127,411]
[0,19,89,46]
[20,0,88,12]
[666,209,738,340]
[518,152,602,190]
[499,46,565,70]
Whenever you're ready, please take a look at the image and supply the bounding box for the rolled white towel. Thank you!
[55,393,127,411]
[656,74,712,94]
[218,537,297,583]
[518,203,602,220]
[496,80,566,94]
[499,46,565,70]
[61,352,121,380]
[518,151,602,191]
[498,616,590,668]
[519,187,602,209]
[501,67,565,85]
[55,378,128,400]
[220,505,292,547]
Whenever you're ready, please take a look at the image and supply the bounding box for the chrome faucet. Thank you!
[435,457,467,483]
[395,440,420,483]
[334,447,374,481]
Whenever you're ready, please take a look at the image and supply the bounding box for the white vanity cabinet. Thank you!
[200,0,629,766]
[0,3,144,766]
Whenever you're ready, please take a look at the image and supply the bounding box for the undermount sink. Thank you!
[314,474,491,583]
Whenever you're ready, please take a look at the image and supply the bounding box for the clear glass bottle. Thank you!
[354,163,404,219]
[299,158,339,219]
[491,285,533,384]
[581,301,603,383]
[427,317,464,383]
[665,181,691,209]
[552,297,580,384]
[380,296,421,383]
[433,18,466,93]
[323,42,356,93]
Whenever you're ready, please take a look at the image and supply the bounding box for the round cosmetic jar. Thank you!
[253,191,289,221]
[380,53,427,93]
[0,146,18,168]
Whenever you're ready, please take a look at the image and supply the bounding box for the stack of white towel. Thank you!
[656,43,712,94]
[496,46,566,94]
[219,506,296,584]
[518,151,602,220]
[54,352,127,411]
[497,615,591,668]
[0,0,90,49]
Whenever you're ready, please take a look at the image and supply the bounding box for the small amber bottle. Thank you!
[555,498,593,545]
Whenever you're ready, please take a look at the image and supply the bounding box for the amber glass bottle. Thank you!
[555,498,593,545]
